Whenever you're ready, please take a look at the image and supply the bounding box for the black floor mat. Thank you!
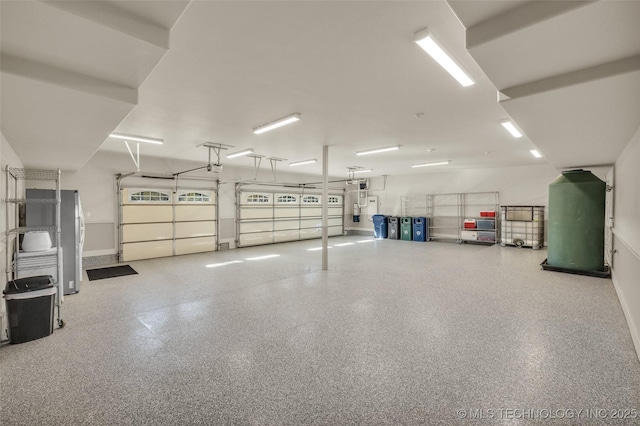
[86,265,138,281]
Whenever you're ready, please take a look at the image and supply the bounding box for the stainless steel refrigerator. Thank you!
[25,189,84,295]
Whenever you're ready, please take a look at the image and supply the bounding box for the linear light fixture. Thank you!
[253,113,301,134]
[356,145,400,156]
[352,169,372,174]
[109,133,163,145]
[412,161,450,168]
[413,28,474,87]
[226,149,254,159]
[530,149,542,158]
[501,121,523,138]
[289,159,317,166]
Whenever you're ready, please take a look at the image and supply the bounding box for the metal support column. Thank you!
[322,145,329,270]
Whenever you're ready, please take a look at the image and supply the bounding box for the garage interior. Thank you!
[1,1,639,424]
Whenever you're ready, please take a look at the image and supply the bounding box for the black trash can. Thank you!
[372,215,388,239]
[3,276,56,344]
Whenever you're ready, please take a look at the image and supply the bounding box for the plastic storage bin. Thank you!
[372,215,388,239]
[3,276,56,344]
[387,217,399,240]
[400,217,412,241]
[461,230,478,241]
[477,231,495,242]
[412,217,428,241]
[476,219,494,230]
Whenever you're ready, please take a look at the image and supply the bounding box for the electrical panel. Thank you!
[367,196,378,216]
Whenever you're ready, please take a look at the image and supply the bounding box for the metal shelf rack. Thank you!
[460,192,499,245]
[401,192,499,244]
[4,166,64,331]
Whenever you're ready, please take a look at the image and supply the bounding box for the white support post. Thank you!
[322,145,329,270]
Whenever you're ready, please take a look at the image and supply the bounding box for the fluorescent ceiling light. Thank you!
[412,161,450,168]
[226,149,254,159]
[530,149,542,158]
[109,133,163,145]
[501,121,523,138]
[414,28,474,87]
[290,159,317,166]
[356,146,400,156]
[352,169,372,174]
[253,113,301,134]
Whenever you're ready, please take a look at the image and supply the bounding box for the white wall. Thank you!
[611,124,640,361]
[345,163,560,231]
[1,132,25,342]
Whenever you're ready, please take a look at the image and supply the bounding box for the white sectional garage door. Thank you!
[121,188,217,261]
[238,190,343,247]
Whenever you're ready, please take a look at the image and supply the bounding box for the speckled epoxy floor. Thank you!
[1,236,639,425]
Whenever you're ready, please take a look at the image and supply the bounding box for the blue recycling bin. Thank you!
[372,215,388,239]
[412,217,429,242]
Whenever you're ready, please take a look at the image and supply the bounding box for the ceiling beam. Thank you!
[41,0,170,50]
[1,53,138,105]
[466,0,595,50]
[499,55,640,101]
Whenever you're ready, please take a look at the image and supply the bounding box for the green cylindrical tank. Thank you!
[547,169,606,272]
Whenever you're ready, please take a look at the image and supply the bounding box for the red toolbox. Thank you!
[480,211,496,217]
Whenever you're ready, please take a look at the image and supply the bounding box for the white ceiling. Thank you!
[450,0,640,170]
[0,0,189,170]
[2,1,639,178]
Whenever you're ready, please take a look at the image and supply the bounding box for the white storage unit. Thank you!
[120,187,217,261]
[461,231,478,241]
[500,206,545,249]
[237,188,344,247]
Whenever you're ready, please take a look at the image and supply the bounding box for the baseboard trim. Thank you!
[346,229,374,236]
[83,254,119,268]
[611,268,640,363]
